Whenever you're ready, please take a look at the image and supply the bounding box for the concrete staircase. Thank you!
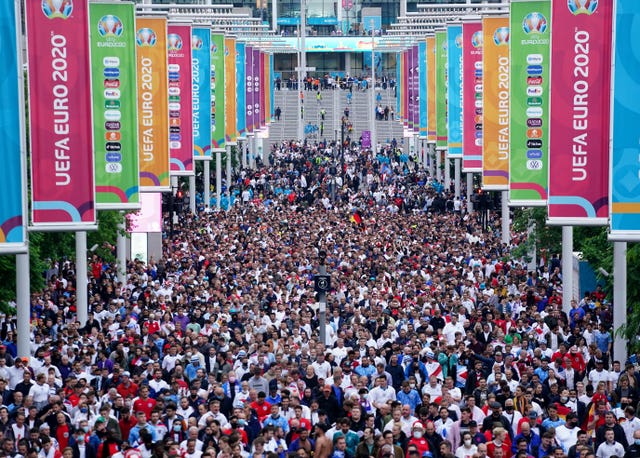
[270,85,404,148]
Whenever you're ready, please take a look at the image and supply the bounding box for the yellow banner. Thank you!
[426,36,436,142]
[482,16,510,190]
[136,17,170,191]
[224,37,237,145]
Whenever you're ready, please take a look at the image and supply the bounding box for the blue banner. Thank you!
[447,24,463,157]
[269,53,275,122]
[610,0,640,239]
[236,42,246,138]
[0,0,25,252]
[419,41,427,138]
[192,27,211,159]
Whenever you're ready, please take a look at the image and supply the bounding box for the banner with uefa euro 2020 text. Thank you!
[418,41,427,139]
[27,0,96,227]
[509,0,550,206]
[167,24,193,175]
[482,16,510,190]
[610,0,640,240]
[435,31,448,148]
[245,46,254,134]
[0,0,26,251]
[236,42,246,138]
[406,48,413,129]
[260,51,267,129]
[426,36,436,143]
[136,17,170,192]
[412,45,419,133]
[90,2,140,209]
[462,21,483,172]
[192,27,211,160]
[224,37,237,145]
[396,52,401,120]
[447,24,463,158]
[253,48,261,131]
[548,0,612,225]
[211,33,225,150]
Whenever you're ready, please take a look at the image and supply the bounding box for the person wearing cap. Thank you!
[482,402,513,440]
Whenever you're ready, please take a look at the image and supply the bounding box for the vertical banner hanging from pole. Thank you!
[396,52,401,121]
[269,53,275,123]
[211,32,226,151]
[245,45,254,135]
[462,20,483,172]
[509,0,551,206]
[447,24,463,158]
[482,16,510,190]
[167,23,193,175]
[426,36,437,143]
[0,0,26,251]
[89,2,139,210]
[610,0,640,240]
[253,48,262,132]
[407,47,413,131]
[412,45,420,134]
[236,42,246,139]
[136,16,170,192]
[435,30,448,149]
[192,27,212,160]
[260,51,267,130]
[26,0,96,228]
[548,0,612,225]
[418,41,428,139]
[224,36,237,145]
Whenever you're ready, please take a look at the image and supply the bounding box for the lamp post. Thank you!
[370,18,377,153]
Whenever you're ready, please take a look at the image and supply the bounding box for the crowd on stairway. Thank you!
[2,140,638,458]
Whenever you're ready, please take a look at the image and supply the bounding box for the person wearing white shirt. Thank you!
[595,429,625,458]
[620,406,640,446]
[29,374,51,411]
[501,400,523,437]
[311,354,332,380]
[422,376,442,398]
[555,413,580,452]
[368,375,396,410]
[442,315,465,345]
[434,407,455,441]
[589,363,611,387]
[399,405,418,437]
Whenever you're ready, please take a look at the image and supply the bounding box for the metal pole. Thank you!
[501,190,510,244]
[189,175,196,214]
[16,253,30,359]
[318,263,327,345]
[428,144,435,177]
[226,145,232,209]
[216,151,222,211]
[240,139,246,168]
[341,121,345,182]
[370,20,377,152]
[436,148,442,182]
[561,226,573,315]
[117,213,127,285]
[613,242,628,364]
[444,156,451,192]
[204,160,211,211]
[454,158,461,198]
[75,231,88,326]
[466,173,473,213]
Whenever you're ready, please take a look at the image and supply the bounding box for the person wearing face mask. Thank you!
[407,423,430,458]
[456,432,478,458]
[624,429,640,458]
[555,412,580,452]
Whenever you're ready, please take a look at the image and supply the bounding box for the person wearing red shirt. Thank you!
[118,409,138,442]
[117,372,139,400]
[250,392,272,423]
[143,314,161,335]
[406,422,430,458]
[486,427,512,458]
[132,385,156,420]
[54,412,71,450]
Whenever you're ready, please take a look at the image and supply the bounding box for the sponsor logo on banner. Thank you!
[527,149,543,159]
[527,76,543,85]
[527,54,543,64]
[192,35,203,50]
[169,141,181,149]
[97,15,123,37]
[168,64,180,72]
[527,65,543,75]
[42,0,73,19]
[527,159,543,170]
[105,121,121,130]
[527,86,543,96]
[170,126,180,133]
[105,142,121,151]
[472,31,483,48]
[527,118,542,127]
[494,27,510,45]
[104,89,120,99]
[527,139,543,148]
[523,12,548,34]
[568,0,598,15]
[104,99,120,109]
[105,152,122,162]
[106,163,122,173]
[527,128,543,139]
[136,28,157,47]
[526,107,543,117]
[169,87,180,96]
[168,103,180,111]
[105,131,121,141]
[104,110,121,121]
[455,34,463,48]
[527,96,543,106]
[104,67,120,78]
[104,79,120,88]
[103,56,119,67]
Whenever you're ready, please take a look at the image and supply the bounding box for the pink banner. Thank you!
[548,0,612,224]
[245,46,254,134]
[127,192,162,233]
[26,0,96,227]
[259,51,266,129]
[167,24,193,176]
[403,50,409,127]
[462,21,483,172]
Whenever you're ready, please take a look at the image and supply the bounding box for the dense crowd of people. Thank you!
[4,140,638,458]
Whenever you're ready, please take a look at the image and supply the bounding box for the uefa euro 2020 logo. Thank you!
[493,27,510,46]
[192,35,203,50]
[42,0,73,19]
[136,28,157,47]
[97,15,124,37]
[471,31,483,48]
[568,0,598,15]
[168,34,183,51]
[455,34,463,49]
[522,12,548,34]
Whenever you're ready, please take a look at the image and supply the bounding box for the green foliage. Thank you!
[511,207,562,261]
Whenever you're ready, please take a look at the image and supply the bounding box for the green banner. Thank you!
[89,2,139,209]
[211,33,225,151]
[509,0,550,206]
[435,30,448,148]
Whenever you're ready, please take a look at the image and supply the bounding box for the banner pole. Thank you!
[189,175,196,214]
[436,148,442,182]
[501,191,510,244]
[16,253,30,359]
[466,173,473,213]
[444,156,451,192]
[226,145,232,210]
[204,160,211,211]
[561,226,573,315]
[216,152,222,211]
[454,158,461,199]
[613,242,628,364]
[75,231,88,326]
[117,213,127,285]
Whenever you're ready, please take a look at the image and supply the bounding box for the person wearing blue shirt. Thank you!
[594,324,613,356]
[396,381,421,414]
[541,404,565,431]
[184,356,201,382]
[534,359,551,384]
[355,357,377,381]
[128,411,158,446]
[263,404,289,434]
